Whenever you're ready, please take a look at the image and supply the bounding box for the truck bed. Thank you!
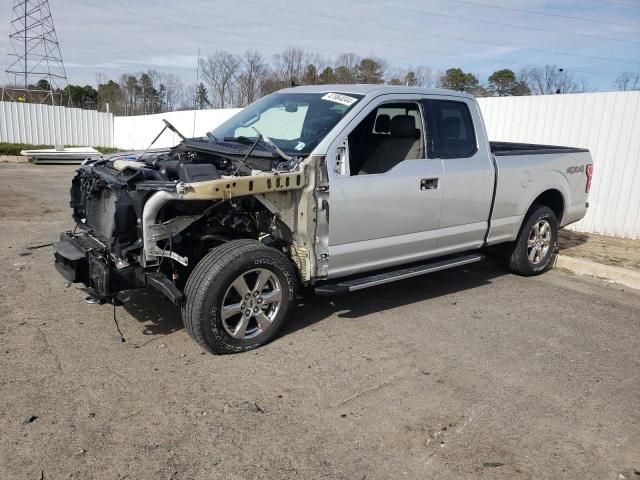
[490,141,588,156]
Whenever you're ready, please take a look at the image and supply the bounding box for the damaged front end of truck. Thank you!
[52,89,363,352]
[53,137,329,305]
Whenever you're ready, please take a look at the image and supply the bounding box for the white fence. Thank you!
[113,108,241,150]
[2,92,639,238]
[0,101,113,147]
[477,91,640,240]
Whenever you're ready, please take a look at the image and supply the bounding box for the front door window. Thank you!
[347,102,424,175]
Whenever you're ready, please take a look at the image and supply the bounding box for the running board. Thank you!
[314,253,485,295]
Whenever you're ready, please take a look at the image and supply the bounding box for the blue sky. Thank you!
[1,0,639,91]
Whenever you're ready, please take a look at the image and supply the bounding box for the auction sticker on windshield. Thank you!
[321,93,358,106]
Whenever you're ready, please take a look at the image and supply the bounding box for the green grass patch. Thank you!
[0,142,120,156]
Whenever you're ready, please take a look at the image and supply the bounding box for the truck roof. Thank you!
[278,84,475,99]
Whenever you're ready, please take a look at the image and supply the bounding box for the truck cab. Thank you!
[319,87,494,277]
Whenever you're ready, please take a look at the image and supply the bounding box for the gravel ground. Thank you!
[1,163,639,480]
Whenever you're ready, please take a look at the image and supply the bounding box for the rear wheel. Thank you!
[506,205,558,276]
[182,240,298,354]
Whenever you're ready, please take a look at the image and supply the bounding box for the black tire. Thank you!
[506,205,558,276]
[182,240,298,354]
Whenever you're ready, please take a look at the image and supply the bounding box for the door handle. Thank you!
[420,178,439,190]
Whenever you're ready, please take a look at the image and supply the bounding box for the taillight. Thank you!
[585,164,593,193]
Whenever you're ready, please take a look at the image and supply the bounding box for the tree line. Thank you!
[4,48,638,114]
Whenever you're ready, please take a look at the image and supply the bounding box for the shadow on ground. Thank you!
[119,289,183,336]
[558,229,590,251]
[118,259,509,342]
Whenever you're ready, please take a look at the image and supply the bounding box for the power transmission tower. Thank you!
[2,0,70,105]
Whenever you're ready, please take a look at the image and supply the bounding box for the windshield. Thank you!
[210,91,364,155]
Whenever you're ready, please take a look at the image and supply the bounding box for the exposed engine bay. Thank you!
[55,134,325,305]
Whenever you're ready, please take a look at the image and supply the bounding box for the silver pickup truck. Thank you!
[53,85,593,354]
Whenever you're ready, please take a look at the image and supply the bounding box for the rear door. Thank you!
[422,97,494,255]
[326,94,444,278]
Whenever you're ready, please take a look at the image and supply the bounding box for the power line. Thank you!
[349,0,639,44]
[590,0,640,8]
[64,0,209,31]
[446,0,638,28]
[162,0,632,77]
[63,0,625,79]
[240,0,639,66]
[63,0,386,62]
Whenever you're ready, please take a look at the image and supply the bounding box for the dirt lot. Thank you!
[559,230,640,272]
[1,163,639,480]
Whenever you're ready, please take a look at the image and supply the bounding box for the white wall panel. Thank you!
[0,101,113,147]
[113,108,241,150]
[478,92,640,239]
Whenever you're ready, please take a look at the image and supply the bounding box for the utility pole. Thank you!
[23,0,27,93]
[3,0,70,106]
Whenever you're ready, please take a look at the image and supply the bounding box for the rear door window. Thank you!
[423,100,477,159]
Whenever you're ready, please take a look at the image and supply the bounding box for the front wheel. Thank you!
[506,205,558,276]
[182,240,298,354]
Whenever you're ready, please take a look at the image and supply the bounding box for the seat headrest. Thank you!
[374,114,390,134]
[390,115,416,137]
[442,117,461,139]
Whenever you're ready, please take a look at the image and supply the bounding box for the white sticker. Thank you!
[294,141,306,151]
[321,92,358,106]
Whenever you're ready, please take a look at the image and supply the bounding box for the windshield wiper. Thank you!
[232,129,294,174]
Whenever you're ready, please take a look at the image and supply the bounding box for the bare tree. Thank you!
[259,72,283,96]
[161,73,184,111]
[413,66,437,88]
[385,66,436,87]
[236,50,267,106]
[272,47,308,85]
[179,83,197,110]
[200,51,241,108]
[307,52,328,73]
[335,53,361,73]
[614,72,640,91]
[146,69,163,91]
[521,65,587,95]
[333,52,361,84]
[385,68,406,85]
[89,48,619,114]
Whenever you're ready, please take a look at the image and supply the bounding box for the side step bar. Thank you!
[314,253,484,295]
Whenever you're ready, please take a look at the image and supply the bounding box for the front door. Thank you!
[327,96,444,278]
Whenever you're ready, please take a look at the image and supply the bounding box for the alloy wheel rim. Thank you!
[527,219,552,265]
[220,268,282,340]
